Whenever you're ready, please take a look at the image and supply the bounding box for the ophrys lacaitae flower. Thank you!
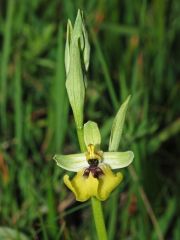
[54,121,134,202]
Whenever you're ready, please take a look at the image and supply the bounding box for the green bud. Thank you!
[65,10,90,128]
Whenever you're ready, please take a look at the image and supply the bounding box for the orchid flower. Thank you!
[54,121,134,202]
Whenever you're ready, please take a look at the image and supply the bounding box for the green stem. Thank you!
[76,126,108,240]
[91,197,108,240]
[77,126,86,152]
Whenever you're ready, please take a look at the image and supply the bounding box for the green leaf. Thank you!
[0,227,29,240]
[53,153,88,172]
[109,95,131,151]
[84,121,101,149]
[103,151,134,169]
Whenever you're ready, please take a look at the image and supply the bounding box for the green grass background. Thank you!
[0,0,179,239]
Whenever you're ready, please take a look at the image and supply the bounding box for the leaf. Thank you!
[109,95,131,151]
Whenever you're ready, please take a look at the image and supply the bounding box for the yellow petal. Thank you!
[97,165,123,201]
[63,170,99,202]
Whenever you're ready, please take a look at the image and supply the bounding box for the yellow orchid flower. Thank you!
[54,121,134,202]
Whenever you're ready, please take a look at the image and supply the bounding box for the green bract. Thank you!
[109,95,131,151]
[65,10,90,128]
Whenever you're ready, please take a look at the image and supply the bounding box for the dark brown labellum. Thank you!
[83,166,104,178]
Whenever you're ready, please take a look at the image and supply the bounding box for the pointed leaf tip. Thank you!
[109,95,131,151]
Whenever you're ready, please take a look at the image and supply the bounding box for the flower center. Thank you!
[88,159,99,167]
[83,144,104,178]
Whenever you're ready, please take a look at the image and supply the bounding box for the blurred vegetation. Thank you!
[0,0,179,239]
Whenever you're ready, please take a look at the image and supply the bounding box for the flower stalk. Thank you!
[91,197,108,240]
